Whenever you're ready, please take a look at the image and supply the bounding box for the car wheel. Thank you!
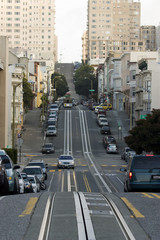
[1,177,9,195]
[13,180,18,194]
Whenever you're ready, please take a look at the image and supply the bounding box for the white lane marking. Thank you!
[116,176,124,185]
[45,194,56,240]
[73,192,87,240]
[67,170,71,192]
[64,111,67,154]
[79,192,96,240]
[48,172,55,192]
[80,110,112,193]
[61,171,64,192]
[38,195,51,240]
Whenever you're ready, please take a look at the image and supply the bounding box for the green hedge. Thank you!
[3,148,17,164]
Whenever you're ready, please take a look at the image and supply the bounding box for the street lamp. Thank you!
[12,82,21,149]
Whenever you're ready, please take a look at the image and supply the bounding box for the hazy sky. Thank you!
[55,0,160,63]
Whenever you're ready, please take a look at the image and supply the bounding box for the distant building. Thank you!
[87,0,144,64]
[156,23,160,50]
[0,0,57,64]
[140,26,157,51]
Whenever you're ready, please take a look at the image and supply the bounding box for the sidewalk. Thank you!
[18,108,43,167]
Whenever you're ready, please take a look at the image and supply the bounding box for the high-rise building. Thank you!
[0,0,56,62]
[156,23,160,50]
[87,0,144,64]
[140,26,157,51]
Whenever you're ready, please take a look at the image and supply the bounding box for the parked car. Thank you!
[47,119,57,127]
[100,126,111,135]
[98,118,109,127]
[17,171,25,194]
[0,149,7,155]
[94,106,103,114]
[27,160,48,180]
[22,166,45,183]
[106,143,118,154]
[57,155,75,169]
[120,155,160,192]
[27,175,40,193]
[46,125,57,137]
[121,147,134,161]
[0,158,9,195]
[49,103,59,112]
[103,136,116,149]
[21,172,33,193]
[42,143,55,154]
[0,155,20,194]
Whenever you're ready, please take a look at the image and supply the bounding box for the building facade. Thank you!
[140,26,157,51]
[87,0,144,63]
[0,0,56,63]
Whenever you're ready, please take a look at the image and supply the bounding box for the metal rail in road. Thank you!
[37,192,148,240]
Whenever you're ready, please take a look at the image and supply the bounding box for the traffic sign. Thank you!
[89,89,95,92]
[140,115,146,120]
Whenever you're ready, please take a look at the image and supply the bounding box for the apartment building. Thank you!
[87,0,144,64]
[0,0,56,63]
[140,26,157,51]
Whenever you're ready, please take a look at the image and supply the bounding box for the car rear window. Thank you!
[132,156,160,169]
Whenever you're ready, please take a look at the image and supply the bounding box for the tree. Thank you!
[124,109,160,154]
[51,72,69,99]
[23,77,34,112]
[74,64,97,98]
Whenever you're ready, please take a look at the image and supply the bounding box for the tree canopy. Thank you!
[51,72,69,99]
[23,77,34,111]
[74,64,97,98]
[124,109,160,154]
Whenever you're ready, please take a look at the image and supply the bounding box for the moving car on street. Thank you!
[42,143,55,154]
[46,125,57,137]
[57,155,75,169]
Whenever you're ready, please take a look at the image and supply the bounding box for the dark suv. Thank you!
[121,155,160,192]
[0,159,9,195]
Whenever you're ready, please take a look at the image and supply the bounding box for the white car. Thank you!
[98,118,109,127]
[17,171,25,194]
[46,125,57,136]
[57,155,75,169]
[27,175,40,193]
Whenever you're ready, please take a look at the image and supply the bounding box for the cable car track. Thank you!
[38,192,139,240]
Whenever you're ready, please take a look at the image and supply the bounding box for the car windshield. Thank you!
[60,156,73,160]
[48,126,56,130]
[132,156,160,169]
[28,162,44,168]
[23,168,42,175]
[44,144,53,148]
[28,177,35,183]
[1,158,11,169]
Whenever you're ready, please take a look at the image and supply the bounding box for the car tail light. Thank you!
[129,172,132,180]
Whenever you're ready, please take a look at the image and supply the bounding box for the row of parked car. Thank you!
[94,108,118,154]
[42,102,61,154]
[0,149,48,195]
